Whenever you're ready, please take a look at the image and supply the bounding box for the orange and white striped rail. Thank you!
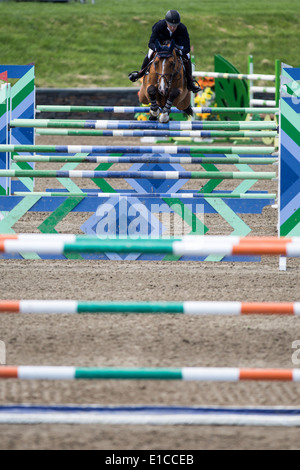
[0,300,299,315]
[0,234,300,256]
[0,366,299,381]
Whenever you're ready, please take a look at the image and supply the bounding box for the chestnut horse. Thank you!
[138,40,193,123]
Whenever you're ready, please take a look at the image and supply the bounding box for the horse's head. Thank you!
[153,40,179,96]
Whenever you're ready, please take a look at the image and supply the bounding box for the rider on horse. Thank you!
[128,10,201,94]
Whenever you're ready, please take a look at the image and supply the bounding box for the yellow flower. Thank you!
[196,113,209,120]
[137,115,148,121]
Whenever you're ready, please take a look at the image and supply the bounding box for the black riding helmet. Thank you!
[165,10,181,26]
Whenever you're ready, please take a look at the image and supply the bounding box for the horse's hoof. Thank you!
[149,115,158,121]
[159,113,170,123]
[150,109,160,118]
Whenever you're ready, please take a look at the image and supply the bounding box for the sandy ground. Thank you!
[0,134,299,450]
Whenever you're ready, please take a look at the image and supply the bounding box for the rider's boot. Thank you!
[128,55,151,82]
[184,57,201,93]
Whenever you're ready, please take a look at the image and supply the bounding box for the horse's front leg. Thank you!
[147,85,160,120]
[159,88,180,123]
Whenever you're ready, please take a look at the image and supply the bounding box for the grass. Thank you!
[0,0,299,87]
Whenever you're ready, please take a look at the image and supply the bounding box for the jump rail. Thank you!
[0,366,299,381]
[0,404,299,426]
[0,235,299,256]
[34,128,278,138]
[12,155,278,164]
[0,144,277,155]
[192,71,276,81]
[9,119,278,130]
[13,192,277,199]
[0,299,299,315]
[0,169,277,180]
[36,105,279,115]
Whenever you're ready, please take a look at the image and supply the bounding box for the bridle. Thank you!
[153,50,183,90]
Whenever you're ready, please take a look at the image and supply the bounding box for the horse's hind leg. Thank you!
[147,85,160,120]
[160,88,180,123]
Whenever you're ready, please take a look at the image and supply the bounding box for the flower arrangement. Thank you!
[193,78,220,121]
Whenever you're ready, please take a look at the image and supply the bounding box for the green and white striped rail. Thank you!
[34,128,279,138]
[9,119,278,131]
[12,155,278,165]
[0,169,277,180]
[0,144,276,155]
[192,71,276,81]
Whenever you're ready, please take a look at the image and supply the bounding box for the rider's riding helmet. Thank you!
[165,10,181,26]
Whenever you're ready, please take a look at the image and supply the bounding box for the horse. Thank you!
[138,39,193,123]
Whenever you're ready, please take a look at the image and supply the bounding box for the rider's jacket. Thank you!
[148,20,191,56]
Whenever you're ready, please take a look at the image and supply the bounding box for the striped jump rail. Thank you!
[192,71,276,81]
[0,170,277,180]
[12,155,278,165]
[0,366,299,381]
[0,300,299,315]
[36,105,279,115]
[0,144,276,155]
[1,404,300,426]
[35,128,279,138]
[9,119,278,131]
[0,235,299,256]
[251,99,276,107]
[13,191,277,200]
[251,86,276,94]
